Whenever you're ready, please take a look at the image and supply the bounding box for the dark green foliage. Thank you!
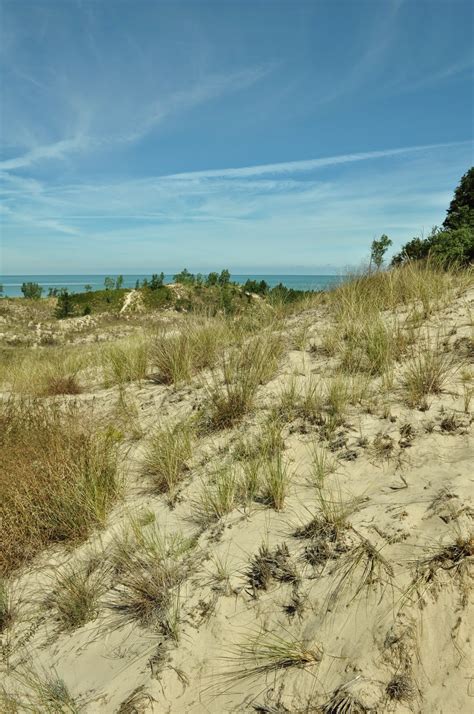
[392,226,474,267]
[84,284,93,292]
[370,234,392,269]
[83,305,92,316]
[269,283,308,303]
[444,167,474,231]
[391,236,428,265]
[206,272,219,286]
[55,289,74,319]
[104,276,115,291]
[141,285,173,309]
[21,281,43,299]
[218,269,231,287]
[115,275,124,289]
[392,168,474,267]
[135,279,140,289]
[150,272,164,290]
[48,287,59,297]
[71,288,128,313]
[174,268,195,284]
[243,279,269,295]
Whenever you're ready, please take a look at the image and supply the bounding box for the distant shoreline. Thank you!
[0,274,342,298]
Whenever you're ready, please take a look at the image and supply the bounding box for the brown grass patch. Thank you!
[0,399,120,576]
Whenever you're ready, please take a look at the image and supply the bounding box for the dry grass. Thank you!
[402,342,458,407]
[0,347,87,396]
[221,632,323,687]
[109,520,193,637]
[151,316,229,385]
[247,543,300,594]
[203,331,283,430]
[192,467,239,527]
[143,419,194,499]
[47,562,107,631]
[326,536,394,609]
[0,399,120,577]
[261,453,292,511]
[328,261,467,319]
[102,337,149,386]
[0,579,15,633]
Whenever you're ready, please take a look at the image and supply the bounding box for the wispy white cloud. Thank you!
[0,136,89,170]
[164,140,471,180]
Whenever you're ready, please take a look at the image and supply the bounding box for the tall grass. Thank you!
[0,347,86,396]
[102,337,149,386]
[402,341,458,407]
[143,420,194,499]
[109,519,194,635]
[203,331,283,429]
[151,317,229,385]
[328,261,466,319]
[0,399,120,576]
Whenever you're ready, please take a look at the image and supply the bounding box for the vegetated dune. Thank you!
[1,265,473,713]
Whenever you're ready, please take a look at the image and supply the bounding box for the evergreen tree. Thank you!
[150,272,164,289]
[443,167,474,231]
[21,282,43,299]
[218,268,231,286]
[55,289,73,319]
[206,272,219,286]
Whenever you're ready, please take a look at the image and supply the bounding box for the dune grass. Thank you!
[402,341,459,407]
[151,316,229,385]
[0,347,87,396]
[109,519,194,637]
[143,419,194,499]
[102,337,149,386]
[221,632,323,687]
[0,399,120,577]
[203,331,283,429]
[47,561,108,632]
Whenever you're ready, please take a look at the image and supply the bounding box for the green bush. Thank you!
[392,168,474,267]
[21,282,43,299]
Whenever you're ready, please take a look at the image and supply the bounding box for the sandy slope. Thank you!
[1,287,473,713]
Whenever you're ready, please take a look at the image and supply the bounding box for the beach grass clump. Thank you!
[192,467,239,527]
[48,563,107,631]
[109,520,193,635]
[151,316,229,386]
[2,671,79,713]
[247,543,299,594]
[261,452,292,511]
[402,343,458,407]
[309,445,338,485]
[143,419,194,499]
[0,346,85,396]
[103,337,149,386]
[221,632,323,686]
[203,331,283,430]
[339,314,410,376]
[0,399,120,577]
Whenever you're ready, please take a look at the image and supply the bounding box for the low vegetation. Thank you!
[0,399,120,576]
[0,170,472,710]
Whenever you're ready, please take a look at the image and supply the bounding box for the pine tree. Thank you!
[443,167,474,231]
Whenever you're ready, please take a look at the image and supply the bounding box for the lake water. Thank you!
[0,274,342,298]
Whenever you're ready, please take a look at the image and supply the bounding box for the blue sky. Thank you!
[0,0,472,274]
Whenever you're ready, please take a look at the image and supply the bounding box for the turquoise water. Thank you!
[0,274,342,298]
